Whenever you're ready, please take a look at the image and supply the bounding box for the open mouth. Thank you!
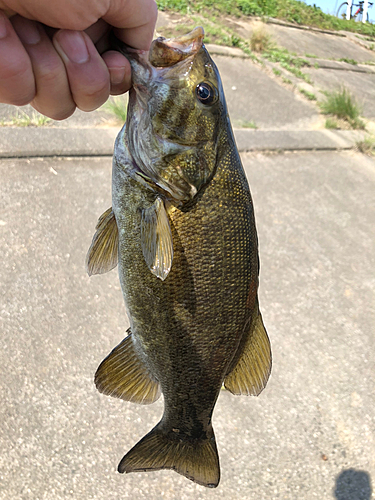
[149,27,204,68]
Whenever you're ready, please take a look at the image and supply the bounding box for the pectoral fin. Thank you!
[86,208,118,276]
[141,197,173,281]
[95,330,161,405]
[224,309,272,396]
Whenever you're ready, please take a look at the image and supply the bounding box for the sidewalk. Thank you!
[1,151,374,500]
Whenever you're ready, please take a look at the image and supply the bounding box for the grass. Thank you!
[104,96,128,123]
[325,117,339,128]
[338,57,358,65]
[282,76,293,84]
[157,0,375,37]
[320,88,365,129]
[0,109,51,127]
[356,136,375,155]
[250,28,274,52]
[239,120,258,128]
[263,47,312,82]
[299,88,317,100]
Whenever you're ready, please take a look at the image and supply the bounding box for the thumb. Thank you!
[102,0,158,50]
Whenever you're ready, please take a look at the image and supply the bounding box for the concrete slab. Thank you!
[266,23,375,63]
[233,129,366,151]
[0,127,118,158]
[213,55,320,130]
[0,151,374,499]
[304,66,375,118]
[1,128,365,158]
[313,59,375,73]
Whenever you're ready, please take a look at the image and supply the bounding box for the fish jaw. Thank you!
[149,26,204,67]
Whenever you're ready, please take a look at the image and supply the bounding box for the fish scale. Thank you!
[86,27,271,488]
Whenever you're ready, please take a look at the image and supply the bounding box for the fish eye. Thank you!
[196,82,216,105]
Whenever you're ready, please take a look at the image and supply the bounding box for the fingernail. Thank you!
[55,30,89,64]
[109,66,127,86]
[0,13,8,40]
[16,20,41,45]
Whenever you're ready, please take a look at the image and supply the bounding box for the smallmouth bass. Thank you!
[86,27,271,488]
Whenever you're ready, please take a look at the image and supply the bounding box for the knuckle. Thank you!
[0,58,35,104]
[76,79,109,111]
[37,60,65,87]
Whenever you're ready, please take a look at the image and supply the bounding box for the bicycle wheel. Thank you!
[356,10,370,21]
[337,2,349,18]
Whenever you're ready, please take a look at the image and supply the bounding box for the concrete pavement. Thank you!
[0,151,374,500]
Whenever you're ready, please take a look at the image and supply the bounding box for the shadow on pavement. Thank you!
[334,468,372,500]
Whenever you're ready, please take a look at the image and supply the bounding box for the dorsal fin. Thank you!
[86,208,118,276]
[95,331,161,405]
[224,309,271,396]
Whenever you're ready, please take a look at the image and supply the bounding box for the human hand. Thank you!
[0,0,158,119]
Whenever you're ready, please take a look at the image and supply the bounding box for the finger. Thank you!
[0,11,35,105]
[11,16,75,120]
[103,0,158,50]
[0,0,105,30]
[53,29,110,112]
[102,50,131,96]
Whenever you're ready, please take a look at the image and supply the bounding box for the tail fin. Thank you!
[118,423,220,488]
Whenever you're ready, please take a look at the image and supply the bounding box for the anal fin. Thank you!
[86,207,118,276]
[224,307,272,396]
[95,331,161,405]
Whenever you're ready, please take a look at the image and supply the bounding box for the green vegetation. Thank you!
[104,96,128,123]
[0,109,50,127]
[157,0,375,37]
[250,28,274,52]
[263,47,312,82]
[320,88,365,129]
[282,76,293,84]
[299,88,317,100]
[325,117,339,128]
[356,136,375,155]
[338,57,358,65]
[239,120,258,128]
[273,68,281,76]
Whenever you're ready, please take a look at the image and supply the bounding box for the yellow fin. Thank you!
[224,310,272,396]
[141,197,173,281]
[86,208,118,276]
[95,331,161,405]
[118,423,220,488]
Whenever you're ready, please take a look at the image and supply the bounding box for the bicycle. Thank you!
[336,0,373,21]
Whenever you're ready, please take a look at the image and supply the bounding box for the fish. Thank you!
[86,26,271,488]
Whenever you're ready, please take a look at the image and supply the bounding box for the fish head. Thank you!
[115,28,228,204]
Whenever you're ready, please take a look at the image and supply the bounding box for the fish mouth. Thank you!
[149,27,204,68]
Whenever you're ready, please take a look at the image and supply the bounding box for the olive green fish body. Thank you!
[87,28,271,488]
[113,127,257,422]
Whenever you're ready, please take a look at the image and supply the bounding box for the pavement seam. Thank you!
[0,127,366,159]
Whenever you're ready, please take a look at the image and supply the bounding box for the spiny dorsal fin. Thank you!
[141,197,173,281]
[224,310,271,396]
[86,207,118,276]
[95,331,161,405]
